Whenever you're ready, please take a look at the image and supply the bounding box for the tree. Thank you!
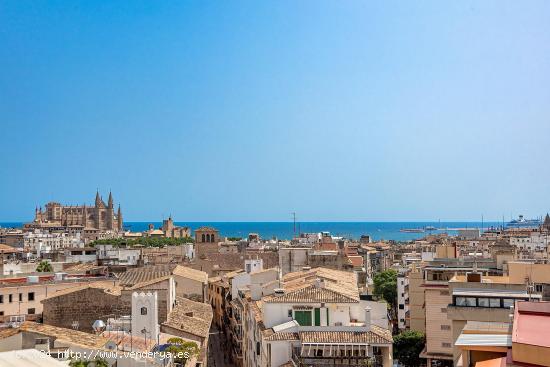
[93,357,109,367]
[373,269,397,307]
[165,337,199,365]
[393,330,425,367]
[68,359,90,367]
[36,260,53,272]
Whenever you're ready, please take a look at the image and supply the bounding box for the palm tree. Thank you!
[36,260,53,272]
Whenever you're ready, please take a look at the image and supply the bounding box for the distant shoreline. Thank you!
[1,221,500,241]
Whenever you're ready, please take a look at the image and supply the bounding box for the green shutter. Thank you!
[295,310,312,326]
[314,308,321,326]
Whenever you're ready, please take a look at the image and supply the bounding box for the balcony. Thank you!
[292,352,383,367]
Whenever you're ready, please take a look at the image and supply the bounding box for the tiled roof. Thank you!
[117,265,175,286]
[162,297,213,339]
[265,332,299,341]
[173,265,208,284]
[300,327,392,345]
[128,275,172,290]
[270,267,360,302]
[0,328,21,340]
[43,281,122,300]
[21,322,111,349]
[264,284,358,304]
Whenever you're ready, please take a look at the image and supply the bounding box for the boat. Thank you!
[506,215,541,228]
[425,226,437,231]
[399,228,425,233]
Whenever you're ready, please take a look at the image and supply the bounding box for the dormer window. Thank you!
[141,307,147,315]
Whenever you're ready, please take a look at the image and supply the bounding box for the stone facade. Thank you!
[31,191,122,231]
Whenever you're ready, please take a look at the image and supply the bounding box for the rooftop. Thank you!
[513,300,550,348]
[162,297,213,339]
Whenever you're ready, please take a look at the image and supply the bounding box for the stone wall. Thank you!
[42,288,130,332]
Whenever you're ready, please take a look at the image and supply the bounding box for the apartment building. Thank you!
[242,267,393,367]
[418,260,501,367]
[397,269,410,330]
[447,272,541,366]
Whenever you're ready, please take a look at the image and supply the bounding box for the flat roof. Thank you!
[455,333,511,347]
[453,288,541,299]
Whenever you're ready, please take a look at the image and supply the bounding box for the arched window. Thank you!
[211,234,215,242]
[202,234,205,242]
[206,234,211,242]
[141,307,147,315]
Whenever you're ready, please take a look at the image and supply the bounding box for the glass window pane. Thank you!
[466,297,477,307]
[490,298,500,308]
[503,299,515,309]
[478,298,489,307]
[456,297,466,306]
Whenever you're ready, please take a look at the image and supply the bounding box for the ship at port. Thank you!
[506,215,541,228]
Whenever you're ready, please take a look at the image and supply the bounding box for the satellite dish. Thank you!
[92,319,106,333]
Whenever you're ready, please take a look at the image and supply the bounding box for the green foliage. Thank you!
[393,330,426,367]
[227,237,242,241]
[36,260,53,272]
[89,236,194,248]
[69,359,90,367]
[373,269,398,306]
[68,357,109,367]
[165,338,199,364]
[92,357,109,367]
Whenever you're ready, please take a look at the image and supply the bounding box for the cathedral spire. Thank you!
[107,191,114,209]
[117,204,123,231]
[95,190,101,207]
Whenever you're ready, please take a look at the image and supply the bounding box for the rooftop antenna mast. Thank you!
[292,212,296,238]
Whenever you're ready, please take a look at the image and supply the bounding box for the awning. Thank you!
[455,333,511,347]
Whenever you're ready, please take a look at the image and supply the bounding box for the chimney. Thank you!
[364,307,371,331]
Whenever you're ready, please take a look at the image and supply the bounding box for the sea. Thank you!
[0,221,500,242]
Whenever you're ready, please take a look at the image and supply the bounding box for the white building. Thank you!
[24,230,83,255]
[243,268,393,367]
[397,270,409,330]
[96,244,141,266]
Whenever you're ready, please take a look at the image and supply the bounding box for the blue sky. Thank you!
[1,1,549,222]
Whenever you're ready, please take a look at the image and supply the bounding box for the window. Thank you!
[456,297,466,306]
[441,325,451,330]
[19,293,22,302]
[0,295,3,304]
[442,342,451,348]
[9,294,12,303]
[489,298,501,308]
[28,292,35,301]
[288,309,292,317]
[503,299,515,309]
[28,308,35,315]
[141,307,147,315]
[0,311,3,316]
[440,290,450,296]
[535,284,543,292]
[399,304,405,310]
[441,308,447,313]
[478,298,490,307]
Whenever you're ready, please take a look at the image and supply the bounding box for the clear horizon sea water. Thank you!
[0,221,500,241]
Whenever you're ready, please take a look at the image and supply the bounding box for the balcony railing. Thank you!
[292,352,383,367]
